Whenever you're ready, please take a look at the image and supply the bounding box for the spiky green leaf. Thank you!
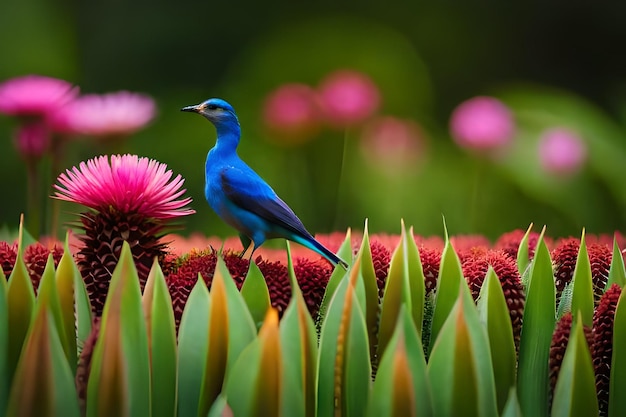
[86,241,150,417]
[368,306,432,417]
[317,259,371,417]
[428,232,464,353]
[143,260,177,417]
[478,267,517,413]
[177,276,210,417]
[570,231,594,327]
[56,238,78,372]
[517,230,556,417]
[428,282,498,417]
[281,243,319,417]
[6,307,79,417]
[607,236,626,289]
[317,228,352,325]
[241,258,272,329]
[517,223,534,285]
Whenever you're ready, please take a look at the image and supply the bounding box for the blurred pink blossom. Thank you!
[13,122,50,160]
[48,91,156,137]
[262,83,322,143]
[360,116,425,174]
[449,96,515,151]
[0,75,78,117]
[318,69,380,127]
[538,128,587,175]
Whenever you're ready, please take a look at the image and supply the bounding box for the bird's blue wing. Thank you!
[219,167,314,238]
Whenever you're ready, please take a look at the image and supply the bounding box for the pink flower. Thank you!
[538,128,587,175]
[48,91,156,137]
[53,154,195,219]
[262,83,322,143]
[318,69,380,127]
[449,96,515,151]
[359,116,425,173]
[12,122,51,159]
[0,75,78,117]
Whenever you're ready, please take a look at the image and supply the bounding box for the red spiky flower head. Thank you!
[53,154,195,315]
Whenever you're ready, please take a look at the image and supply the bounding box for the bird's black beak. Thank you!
[181,104,200,113]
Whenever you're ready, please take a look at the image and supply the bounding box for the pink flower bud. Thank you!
[262,83,322,144]
[318,70,380,127]
[449,96,515,151]
[538,128,587,175]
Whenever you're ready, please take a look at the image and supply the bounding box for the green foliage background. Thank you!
[1,0,625,239]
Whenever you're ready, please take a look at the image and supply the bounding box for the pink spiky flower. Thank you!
[53,154,195,315]
[0,74,78,117]
[48,91,156,138]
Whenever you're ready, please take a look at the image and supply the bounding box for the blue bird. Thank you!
[181,98,348,269]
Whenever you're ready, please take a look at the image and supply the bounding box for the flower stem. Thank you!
[333,129,350,229]
[25,159,41,239]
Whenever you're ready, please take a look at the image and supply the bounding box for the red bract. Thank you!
[461,250,525,348]
[294,258,332,318]
[593,284,622,416]
[23,242,64,292]
[552,238,580,303]
[370,240,391,297]
[549,313,593,406]
[0,241,17,278]
[494,229,544,260]
[419,246,441,295]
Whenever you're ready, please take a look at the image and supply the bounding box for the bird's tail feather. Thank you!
[290,234,349,269]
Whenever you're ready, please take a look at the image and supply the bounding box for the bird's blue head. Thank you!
[181,98,239,128]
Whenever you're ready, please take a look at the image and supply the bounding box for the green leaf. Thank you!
[6,241,35,389]
[207,394,230,417]
[501,389,523,417]
[142,259,177,417]
[73,247,93,355]
[198,258,232,417]
[217,257,257,374]
[428,281,498,417]
[378,221,413,359]
[226,309,283,417]
[517,223,534,286]
[609,288,626,417]
[0,269,10,413]
[317,259,371,417]
[36,256,68,365]
[55,236,79,372]
[607,235,626,289]
[406,225,425,336]
[477,267,517,413]
[86,241,151,417]
[281,243,319,417]
[6,307,80,417]
[517,230,556,417]
[368,306,432,417]
[177,276,209,417]
[428,228,464,354]
[317,228,352,326]
[241,258,271,329]
[551,312,598,417]
[570,231,594,327]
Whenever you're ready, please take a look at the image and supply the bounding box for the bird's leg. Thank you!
[239,233,252,259]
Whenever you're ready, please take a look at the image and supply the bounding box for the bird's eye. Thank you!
[207,104,218,110]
